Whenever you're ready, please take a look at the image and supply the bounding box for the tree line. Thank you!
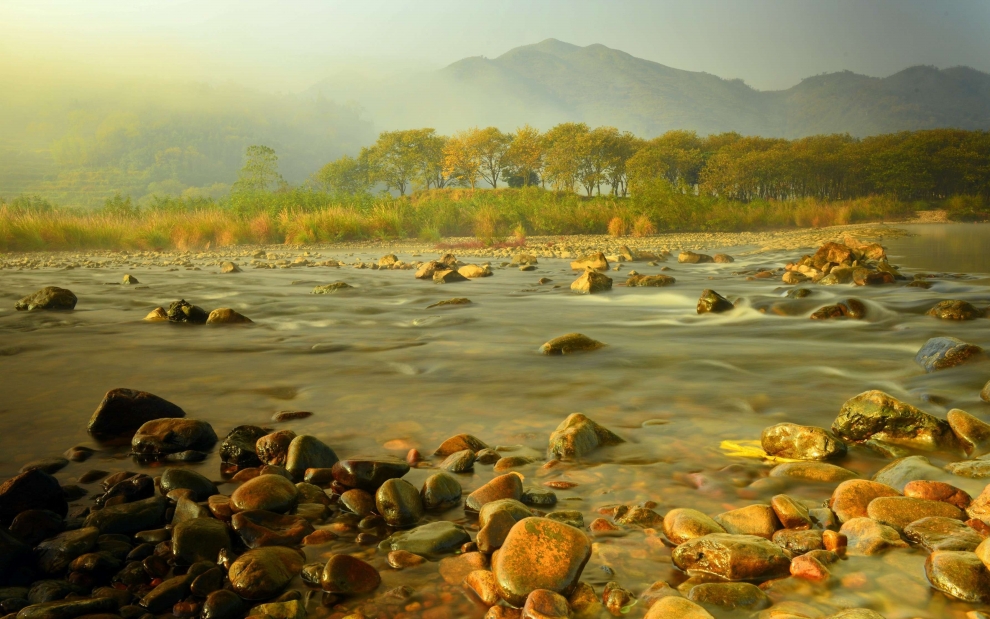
[313,125,990,202]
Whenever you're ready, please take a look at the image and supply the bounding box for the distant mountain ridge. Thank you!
[312,38,990,138]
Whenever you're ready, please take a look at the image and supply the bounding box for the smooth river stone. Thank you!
[285,435,338,480]
[915,336,986,373]
[87,388,186,439]
[35,526,99,574]
[228,547,304,600]
[947,409,990,457]
[219,425,269,468]
[232,510,314,548]
[172,518,232,564]
[84,496,167,534]
[383,521,471,560]
[768,461,857,483]
[945,459,990,478]
[903,517,984,552]
[434,434,488,456]
[761,423,847,461]
[16,597,117,619]
[925,550,990,603]
[832,390,956,451]
[0,469,68,526]
[231,474,298,514]
[331,458,410,491]
[521,589,570,619]
[644,596,714,619]
[492,517,592,606]
[466,473,524,512]
[663,508,726,545]
[686,582,770,612]
[539,333,605,355]
[671,534,791,581]
[131,418,218,455]
[420,472,462,511]
[713,505,781,539]
[320,554,381,594]
[547,413,623,460]
[256,431,296,466]
[160,468,217,501]
[439,449,475,473]
[839,518,909,555]
[903,480,971,509]
[375,478,424,527]
[867,496,964,530]
[770,494,812,529]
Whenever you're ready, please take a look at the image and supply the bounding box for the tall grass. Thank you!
[0,186,963,253]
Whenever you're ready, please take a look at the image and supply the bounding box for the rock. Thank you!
[663,508,725,544]
[35,527,99,573]
[220,261,241,274]
[570,271,612,294]
[375,478,424,527]
[201,590,245,619]
[571,253,609,271]
[839,517,909,555]
[311,282,352,294]
[539,334,605,355]
[131,418,217,456]
[671,534,790,581]
[172,518,231,564]
[643,596,714,619]
[228,547,304,600]
[915,336,986,373]
[206,308,253,324]
[435,434,488,456]
[232,510,313,548]
[867,496,963,530]
[830,480,900,522]
[332,458,410,491]
[768,461,857,483]
[625,274,675,287]
[945,459,990,478]
[160,468,217,501]
[144,307,169,321]
[434,269,468,284]
[87,388,185,439]
[547,413,623,460]
[231,474,298,514]
[904,480,971,509]
[339,489,375,516]
[464,570,500,606]
[166,300,208,324]
[0,470,67,525]
[458,264,492,278]
[8,509,65,546]
[696,289,733,314]
[970,484,990,520]
[873,455,956,491]
[467,474,524,512]
[285,435,338,480]
[492,517,592,606]
[248,600,303,619]
[16,597,117,619]
[438,449,474,473]
[761,423,846,461]
[983,379,990,403]
[438,552,489,585]
[512,253,538,266]
[521,589,569,618]
[831,390,956,451]
[320,554,381,594]
[19,457,67,475]
[927,300,982,320]
[925,550,990,603]
[678,251,713,264]
[421,472,462,511]
[426,298,472,309]
[686,582,768,611]
[947,409,990,457]
[387,550,426,569]
[220,426,269,469]
[713,505,780,539]
[84,496,166,534]
[383,521,471,559]
[904,517,983,552]
[782,272,808,285]
[770,494,813,529]
[415,261,444,279]
[256,431,296,466]
[14,287,76,311]
[773,529,824,554]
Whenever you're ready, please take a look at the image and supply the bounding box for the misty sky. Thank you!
[2,0,989,92]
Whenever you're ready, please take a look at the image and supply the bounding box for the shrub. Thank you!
[631,215,656,237]
[607,217,627,237]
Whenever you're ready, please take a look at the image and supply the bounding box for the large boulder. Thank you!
[547,413,623,460]
[831,390,956,452]
[87,388,186,439]
[14,287,77,311]
[915,337,986,373]
[491,517,592,606]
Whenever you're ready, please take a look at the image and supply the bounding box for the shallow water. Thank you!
[1,224,990,618]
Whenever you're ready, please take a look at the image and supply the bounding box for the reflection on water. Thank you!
[0,225,989,618]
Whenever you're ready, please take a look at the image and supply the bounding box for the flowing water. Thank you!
[1,223,989,618]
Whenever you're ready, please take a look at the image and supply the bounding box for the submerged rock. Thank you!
[761,423,847,461]
[547,413,623,460]
[332,458,409,491]
[696,289,733,314]
[831,390,956,452]
[166,299,209,324]
[830,479,900,522]
[915,336,986,373]
[426,298,471,309]
[14,286,77,311]
[220,261,241,273]
[626,274,675,287]
[206,308,253,324]
[570,270,612,294]
[839,517,908,555]
[539,333,605,355]
[84,495,166,534]
[311,282,352,294]
[947,409,990,457]
[927,300,983,320]
[383,521,470,559]
[434,434,488,456]
[678,251,714,264]
[88,388,186,439]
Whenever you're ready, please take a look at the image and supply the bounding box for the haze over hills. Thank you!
[312,38,990,138]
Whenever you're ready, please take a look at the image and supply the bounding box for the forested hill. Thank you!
[430,39,990,138]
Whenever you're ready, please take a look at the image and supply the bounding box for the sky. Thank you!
[2,0,989,92]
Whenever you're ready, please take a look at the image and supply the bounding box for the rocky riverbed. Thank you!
[2,223,990,619]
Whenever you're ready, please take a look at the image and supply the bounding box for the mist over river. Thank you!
[1,223,989,618]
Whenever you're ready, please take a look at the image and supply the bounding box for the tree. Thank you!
[506,125,544,187]
[474,127,513,188]
[605,131,639,196]
[543,123,589,192]
[577,126,620,196]
[314,155,370,194]
[233,145,286,193]
[363,130,422,196]
[415,130,452,190]
[443,129,483,189]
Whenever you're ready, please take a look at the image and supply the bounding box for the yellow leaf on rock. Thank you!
[719,439,803,463]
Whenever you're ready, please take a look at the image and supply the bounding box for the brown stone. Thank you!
[663,508,725,544]
[571,253,609,271]
[839,518,908,555]
[625,274,676,287]
[947,409,990,457]
[230,475,298,514]
[685,582,769,611]
[772,529,824,555]
[492,517,592,606]
[387,550,426,569]
[256,431,296,466]
[521,589,570,619]
[206,308,253,324]
[904,480,971,510]
[770,495,812,529]
[925,550,990,603]
[670,534,791,581]
[761,423,846,461]
[789,553,830,582]
[464,570,500,606]
[320,554,381,594]
[904,517,984,552]
[769,461,857,483]
[434,434,488,456]
[466,474,524,512]
[439,551,489,585]
[570,271,612,294]
[829,479,900,523]
[713,505,780,539]
[539,334,605,355]
[867,496,964,530]
[643,596,714,619]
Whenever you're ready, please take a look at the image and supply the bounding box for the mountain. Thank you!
[311,39,990,138]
